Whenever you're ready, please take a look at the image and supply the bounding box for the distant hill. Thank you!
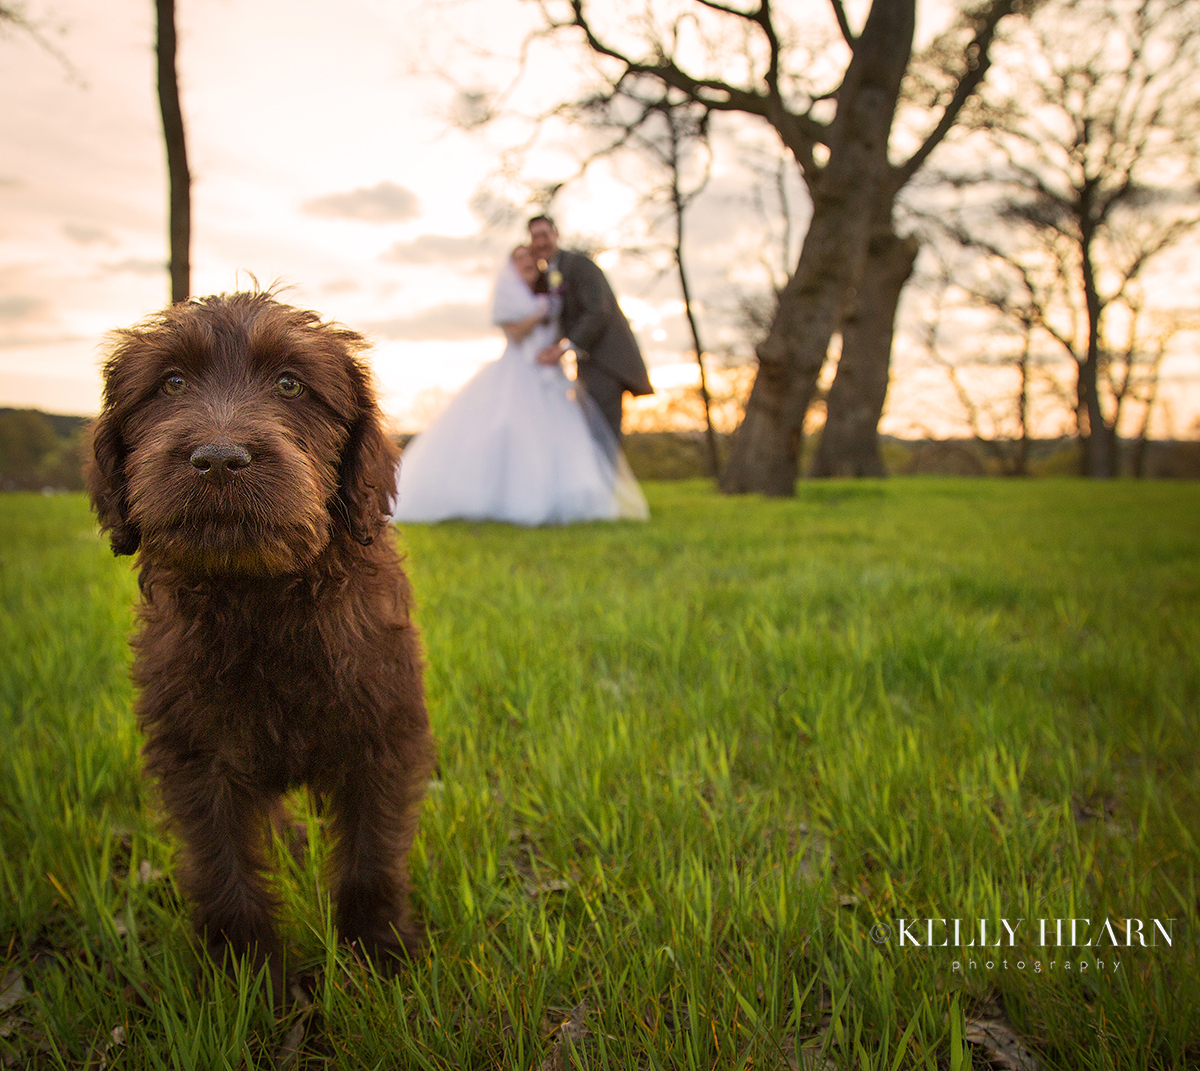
[0,409,89,491]
[619,432,1200,480]
[32,411,91,439]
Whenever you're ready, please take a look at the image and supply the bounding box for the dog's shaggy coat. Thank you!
[87,292,434,985]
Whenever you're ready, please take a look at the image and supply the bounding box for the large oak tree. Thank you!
[540,0,1023,493]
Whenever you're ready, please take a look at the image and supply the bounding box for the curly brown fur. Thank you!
[87,292,435,992]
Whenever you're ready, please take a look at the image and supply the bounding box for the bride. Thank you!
[391,245,649,526]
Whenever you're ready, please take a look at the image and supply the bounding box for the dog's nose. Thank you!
[190,441,251,480]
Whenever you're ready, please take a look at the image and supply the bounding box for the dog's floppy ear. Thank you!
[86,401,141,557]
[85,343,142,557]
[336,359,399,546]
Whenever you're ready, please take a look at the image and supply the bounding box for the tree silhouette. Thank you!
[934,0,1200,477]
[575,86,723,476]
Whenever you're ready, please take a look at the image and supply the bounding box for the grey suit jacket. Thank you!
[556,250,653,396]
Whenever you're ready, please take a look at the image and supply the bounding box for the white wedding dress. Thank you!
[391,261,649,526]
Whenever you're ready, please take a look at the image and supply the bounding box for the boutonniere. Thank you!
[548,269,563,292]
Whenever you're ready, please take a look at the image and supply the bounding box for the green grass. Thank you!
[1,480,1198,1069]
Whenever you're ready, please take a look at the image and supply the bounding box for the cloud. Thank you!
[381,234,494,264]
[104,257,165,275]
[0,295,49,323]
[302,181,419,222]
[364,303,492,341]
[62,222,117,246]
[321,277,363,295]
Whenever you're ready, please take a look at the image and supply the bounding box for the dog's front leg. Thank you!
[327,756,427,970]
[155,758,283,990]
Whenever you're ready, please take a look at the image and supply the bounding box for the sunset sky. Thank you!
[2,0,1198,437]
[2,0,556,424]
[3,0,770,430]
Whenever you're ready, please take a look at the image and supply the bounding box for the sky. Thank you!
[1,0,607,424]
[2,0,1198,438]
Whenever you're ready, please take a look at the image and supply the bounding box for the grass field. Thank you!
[1,480,1198,1069]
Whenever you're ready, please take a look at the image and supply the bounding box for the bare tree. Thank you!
[528,0,1021,494]
[919,226,1191,475]
[940,0,1200,477]
[1126,315,1185,476]
[156,0,190,304]
[570,85,724,476]
[645,100,724,478]
[911,246,1064,476]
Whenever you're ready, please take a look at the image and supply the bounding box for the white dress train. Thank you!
[391,265,648,526]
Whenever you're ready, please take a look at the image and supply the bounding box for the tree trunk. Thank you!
[157,0,191,304]
[1014,345,1030,477]
[809,227,918,477]
[1077,221,1114,478]
[718,351,800,494]
[719,0,915,495]
[1077,356,1113,477]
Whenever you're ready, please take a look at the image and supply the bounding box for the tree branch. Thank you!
[896,0,1019,188]
[694,0,756,17]
[828,0,856,48]
[1,1,84,83]
[566,0,827,159]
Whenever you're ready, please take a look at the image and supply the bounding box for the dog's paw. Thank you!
[343,928,421,978]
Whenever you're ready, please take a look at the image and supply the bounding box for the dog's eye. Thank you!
[276,374,304,399]
[162,374,187,395]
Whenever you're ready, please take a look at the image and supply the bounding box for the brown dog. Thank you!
[87,291,435,990]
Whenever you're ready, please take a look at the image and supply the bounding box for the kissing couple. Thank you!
[391,216,653,526]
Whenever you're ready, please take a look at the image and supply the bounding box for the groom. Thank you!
[529,215,654,439]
